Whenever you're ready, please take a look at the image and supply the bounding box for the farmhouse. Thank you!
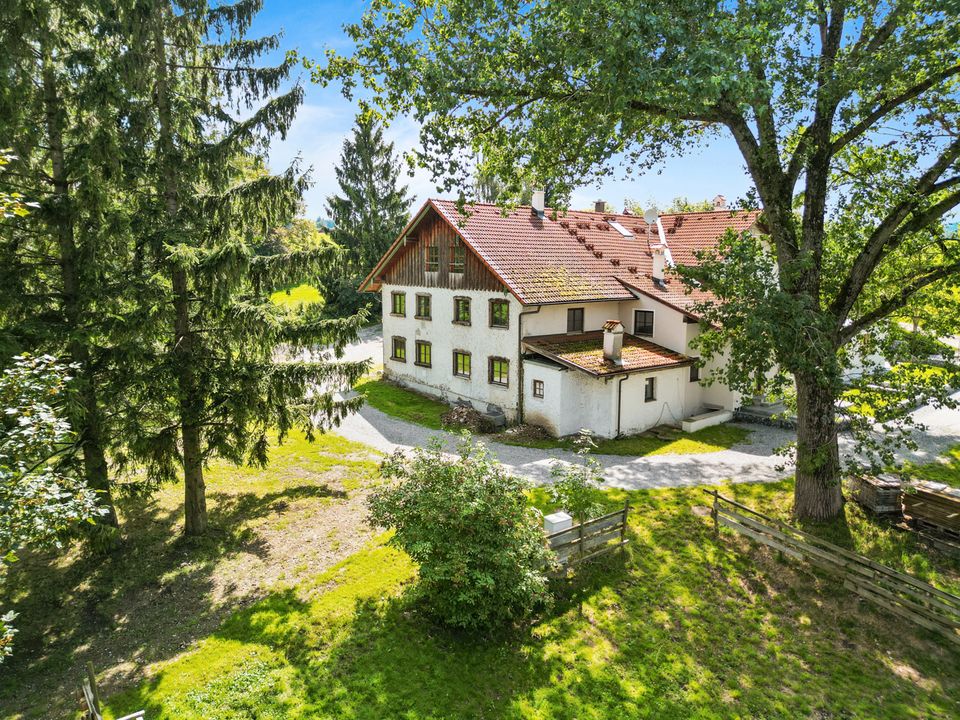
[360,195,763,438]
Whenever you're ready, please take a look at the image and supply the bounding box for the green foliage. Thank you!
[369,435,553,630]
[354,374,448,429]
[323,116,412,316]
[548,431,604,522]
[0,354,100,662]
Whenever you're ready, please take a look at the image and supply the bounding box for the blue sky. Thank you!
[254,1,753,220]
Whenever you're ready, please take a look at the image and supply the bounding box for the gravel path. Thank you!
[334,327,960,490]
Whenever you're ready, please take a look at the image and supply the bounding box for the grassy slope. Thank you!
[357,375,753,456]
[906,443,960,488]
[0,431,381,720]
[104,480,960,720]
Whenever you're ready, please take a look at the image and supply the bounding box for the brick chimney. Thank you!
[594,200,606,213]
[602,320,624,365]
[713,194,727,210]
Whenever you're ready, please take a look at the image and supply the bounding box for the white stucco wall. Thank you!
[617,368,691,433]
[381,285,523,418]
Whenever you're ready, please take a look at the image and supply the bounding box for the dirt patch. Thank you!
[497,423,555,443]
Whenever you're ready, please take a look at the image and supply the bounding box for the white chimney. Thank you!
[652,246,666,282]
[602,320,624,364]
[531,189,545,217]
[594,200,606,213]
[713,194,727,210]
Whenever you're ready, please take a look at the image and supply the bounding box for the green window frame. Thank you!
[416,293,432,319]
[644,376,656,402]
[425,242,439,272]
[450,237,466,273]
[454,296,471,325]
[489,299,509,328]
[453,350,471,378]
[415,340,432,367]
[391,291,406,316]
[391,336,406,362]
[488,356,509,386]
[567,307,584,332]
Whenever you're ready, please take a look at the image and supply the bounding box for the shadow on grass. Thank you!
[0,482,346,718]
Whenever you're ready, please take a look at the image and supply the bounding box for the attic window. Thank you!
[608,220,634,237]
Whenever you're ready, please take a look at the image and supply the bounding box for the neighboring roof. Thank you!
[362,198,761,316]
[523,331,694,377]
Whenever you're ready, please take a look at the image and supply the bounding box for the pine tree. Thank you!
[324,116,412,314]
[125,0,367,536]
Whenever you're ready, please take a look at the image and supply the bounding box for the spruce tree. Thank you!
[126,0,366,536]
[324,116,412,314]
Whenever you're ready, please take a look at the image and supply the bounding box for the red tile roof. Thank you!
[523,331,694,377]
[364,199,761,316]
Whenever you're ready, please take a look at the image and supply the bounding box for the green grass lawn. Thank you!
[354,374,449,430]
[270,283,323,310]
[101,478,960,720]
[905,443,960,488]
[496,423,752,456]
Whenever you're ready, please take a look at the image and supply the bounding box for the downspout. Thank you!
[616,374,629,438]
[517,303,542,424]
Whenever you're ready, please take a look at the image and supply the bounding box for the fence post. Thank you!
[710,490,719,536]
[620,499,629,557]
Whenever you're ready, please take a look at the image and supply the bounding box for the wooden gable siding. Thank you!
[380,211,504,292]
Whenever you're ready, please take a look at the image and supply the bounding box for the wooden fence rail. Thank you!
[546,502,629,568]
[707,490,960,645]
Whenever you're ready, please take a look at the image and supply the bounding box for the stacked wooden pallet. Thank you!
[848,474,903,515]
[902,481,960,536]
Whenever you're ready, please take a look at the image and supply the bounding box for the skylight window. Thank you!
[607,220,633,237]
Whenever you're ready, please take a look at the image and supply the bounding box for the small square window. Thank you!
[532,379,544,398]
[425,243,439,272]
[690,364,700,382]
[416,294,431,319]
[634,310,654,336]
[644,377,656,402]
[450,238,466,273]
[454,297,471,324]
[391,336,406,362]
[453,350,471,378]
[567,307,584,333]
[415,340,432,367]
[391,292,406,316]
[490,299,509,328]
[489,357,509,386]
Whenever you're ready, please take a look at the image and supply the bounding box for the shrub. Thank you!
[549,430,605,522]
[368,433,553,630]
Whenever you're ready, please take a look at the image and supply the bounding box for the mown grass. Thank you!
[354,374,449,430]
[905,443,960,488]
[270,283,324,310]
[0,430,381,720]
[103,479,960,720]
[496,423,752,457]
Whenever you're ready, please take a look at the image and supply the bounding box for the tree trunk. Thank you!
[42,52,119,528]
[155,20,207,536]
[793,371,844,521]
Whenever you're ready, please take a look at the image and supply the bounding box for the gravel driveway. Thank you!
[333,326,960,490]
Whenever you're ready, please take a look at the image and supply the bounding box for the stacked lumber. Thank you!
[848,474,903,515]
[902,481,960,535]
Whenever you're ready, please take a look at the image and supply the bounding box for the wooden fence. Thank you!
[546,503,629,568]
[707,490,960,646]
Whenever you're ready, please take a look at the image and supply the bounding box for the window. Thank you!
[690,364,700,382]
[425,242,439,272]
[644,377,656,402]
[453,350,471,378]
[489,299,509,328]
[453,296,471,324]
[567,307,584,333]
[450,237,466,273]
[532,379,544,398]
[416,293,431,319]
[634,310,654,336]
[415,340,432,367]
[391,292,406,316]
[391,336,406,362]
[489,357,509,386]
